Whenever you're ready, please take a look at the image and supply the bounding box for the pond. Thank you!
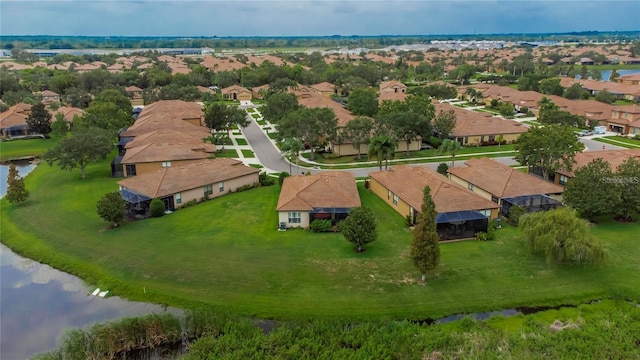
[597,69,640,81]
[1,163,174,360]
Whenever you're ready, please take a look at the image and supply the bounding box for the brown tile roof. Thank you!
[378,90,407,104]
[448,158,564,198]
[125,85,143,92]
[50,106,84,123]
[121,100,208,138]
[221,85,251,95]
[0,103,31,129]
[370,165,499,213]
[121,141,216,164]
[197,86,216,94]
[40,90,59,97]
[124,129,212,150]
[297,93,354,127]
[310,82,336,93]
[277,171,361,211]
[433,102,528,137]
[557,149,640,177]
[117,158,259,198]
[200,55,247,72]
[379,80,407,92]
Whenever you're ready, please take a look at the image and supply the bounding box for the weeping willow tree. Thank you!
[520,208,606,265]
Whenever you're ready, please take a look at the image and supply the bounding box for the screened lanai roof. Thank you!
[436,210,487,224]
[119,188,151,204]
[502,194,561,207]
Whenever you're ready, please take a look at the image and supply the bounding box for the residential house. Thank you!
[118,158,259,218]
[448,158,564,216]
[120,140,216,177]
[608,105,640,135]
[434,102,528,146]
[40,90,60,106]
[221,85,252,101]
[251,84,270,99]
[276,171,361,229]
[0,103,33,138]
[554,149,640,186]
[617,73,640,85]
[125,85,144,106]
[369,165,500,240]
[379,80,407,94]
[49,106,84,127]
[309,82,337,96]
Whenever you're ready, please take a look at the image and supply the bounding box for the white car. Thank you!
[578,130,594,137]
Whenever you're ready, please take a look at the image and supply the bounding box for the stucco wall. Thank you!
[278,211,310,229]
[174,173,259,208]
[369,178,413,219]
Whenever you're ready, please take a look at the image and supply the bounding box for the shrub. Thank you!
[278,172,289,186]
[149,198,165,218]
[235,184,256,192]
[507,205,526,226]
[405,214,414,226]
[436,162,449,176]
[429,136,442,148]
[519,106,529,114]
[475,232,488,241]
[259,172,275,186]
[309,219,332,232]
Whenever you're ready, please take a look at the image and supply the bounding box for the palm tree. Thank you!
[368,135,398,171]
[437,139,462,167]
[280,137,304,175]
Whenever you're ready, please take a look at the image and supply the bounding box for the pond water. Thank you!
[0,163,173,360]
[598,69,640,81]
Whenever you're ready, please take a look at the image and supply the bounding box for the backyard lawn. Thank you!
[2,159,639,321]
[0,137,60,161]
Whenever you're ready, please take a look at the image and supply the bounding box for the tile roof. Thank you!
[310,82,336,93]
[448,158,564,198]
[50,106,84,122]
[276,171,361,211]
[221,85,251,94]
[40,90,59,97]
[125,85,143,92]
[379,80,407,91]
[121,141,216,164]
[433,102,528,137]
[124,129,212,150]
[557,149,640,177]
[117,158,259,198]
[369,165,499,213]
[0,103,31,129]
[297,93,354,127]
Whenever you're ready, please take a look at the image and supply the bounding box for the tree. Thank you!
[76,102,132,135]
[609,69,620,82]
[514,125,584,181]
[346,88,378,117]
[277,107,337,161]
[342,116,374,160]
[377,98,433,156]
[368,135,398,171]
[50,112,69,138]
[498,102,516,119]
[520,208,606,265]
[538,78,564,96]
[43,127,113,179]
[432,109,457,139]
[280,137,304,175]
[537,96,558,121]
[5,164,29,205]
[437,139,462,167]
[410,186,440,282]
[96,191,126,227]
[563,159,620,220]
[341,206,377,253]
[436,162,449,176]
[261,92,299,124]
[615,157,640,221]
[26,102,52,138]
[563,83,589,100]
[93,89,132,115]
[150,198,165,217]
[451,63,476,85]
[204,103,249,133]
[595,90,616,104]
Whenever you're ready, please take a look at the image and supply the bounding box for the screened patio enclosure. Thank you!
[500,194,562,217]
[435,210,489,241]
[119,188,152,219]
[310,207,351,225]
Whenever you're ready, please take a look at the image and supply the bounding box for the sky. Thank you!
[1,0,639,37]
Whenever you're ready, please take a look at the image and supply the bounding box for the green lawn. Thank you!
[214,149,239,158]
[524,120,541,126]
[251,113,261,119]
[0,137,60,161]
[2,160,639,321]
[304,145,517,166]
[257,120,267,126]
[593,136,640,148]
[235,138,248,146]
[246,108,255,113]
[241,149,255,158]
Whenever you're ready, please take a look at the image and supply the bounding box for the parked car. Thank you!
[578,130,594,137]
[420,144,433,150]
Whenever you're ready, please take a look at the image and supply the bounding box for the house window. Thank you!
[219,181,224,192]
[480,209,492,217]
[288,211,301,223]
[388,190,391,200]
[559,175,568,186]
[162,161,172,168]
[491,195,499,204]
[393,194,399,206]
[125,164,136,176]
[175,193,182,205]
[204,184,213,197]
[468,183,474,191]
[488,135,496,142]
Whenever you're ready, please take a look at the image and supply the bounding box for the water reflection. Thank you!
[1,244,175,360]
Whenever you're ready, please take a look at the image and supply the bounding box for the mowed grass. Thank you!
[595,136,640,148]
[0,137,60,161]
[2,160,640,321]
